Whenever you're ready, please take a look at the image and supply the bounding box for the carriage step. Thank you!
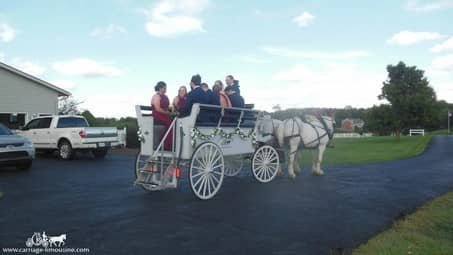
[135,181,159,186]
[135,181,177,190]
[153,151,176,158]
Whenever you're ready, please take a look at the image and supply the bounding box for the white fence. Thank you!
[117,127,127,147]
[333,133,373,139]
[409,129,425,136]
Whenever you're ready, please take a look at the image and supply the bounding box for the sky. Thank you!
[0,0,452,118]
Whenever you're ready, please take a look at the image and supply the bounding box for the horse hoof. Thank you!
[313,170,324,176]
[277,171,284,177]
[289,173,296,180]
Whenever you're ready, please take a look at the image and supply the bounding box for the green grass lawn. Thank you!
[353,191,453,255]
[299,135,433,165]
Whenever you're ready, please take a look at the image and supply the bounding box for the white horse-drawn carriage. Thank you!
[134,103,280,200]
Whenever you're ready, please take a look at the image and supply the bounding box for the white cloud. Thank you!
[292,12,315,27]
[387,31,443,45]
[431,54,453,73]
[239,55,271,64]
[10,58,46,76]
[0,52,4,61]
[90,24,126,39]
[52,80,76,90]
[262,46,371,59]
[52,58,123,78]
[140,0,209,38]
[406,0,453,12]
[245,63,383,111]
[81,92,148,118]
[0,22,16,42]
[430,37,453,53]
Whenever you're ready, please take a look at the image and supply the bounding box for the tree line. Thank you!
[271,61,452,136]
[63,61,451,148]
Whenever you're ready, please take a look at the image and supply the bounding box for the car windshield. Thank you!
[57,117,89,128]
[0,124,12,135]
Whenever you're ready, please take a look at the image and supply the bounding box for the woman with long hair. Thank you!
[172,85,187,112]
[151,81,172,150]
[213,80,231,108]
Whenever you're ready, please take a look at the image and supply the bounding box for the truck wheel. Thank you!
[16,160,32,171]
[58,140,74,160]
[92,148,108,159]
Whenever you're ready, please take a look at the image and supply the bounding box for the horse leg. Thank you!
[277,150,285,176]
[311,148,319,174]
[293,150,302,174]
[314,144,326,175]
[287,137,300,179]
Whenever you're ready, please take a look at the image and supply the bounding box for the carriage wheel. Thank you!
[134,151,154,191]
[224,156,244,177]
[252,145,280,183]
[189,142,224,200]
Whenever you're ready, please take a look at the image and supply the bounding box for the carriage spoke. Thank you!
[193,172,206,188]
[202,175,209,197]
[206,145,213,164]
[263,167,269,180]
[210,172,220,184]
[196,158,206,169]
[197,175,207,195]
[190,169,205,178]
[206,174,212,194]
[268,154,277,162]
[211,154,222,166]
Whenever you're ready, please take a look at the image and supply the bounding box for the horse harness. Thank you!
[288,116,334,155]
[260,119,278,138]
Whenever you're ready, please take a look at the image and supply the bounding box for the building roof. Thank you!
[0,61,71,97]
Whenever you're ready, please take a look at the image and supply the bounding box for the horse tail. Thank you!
[277,120,286,148]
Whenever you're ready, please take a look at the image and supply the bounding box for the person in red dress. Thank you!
[172,85,187,113]
[151,81,173,150]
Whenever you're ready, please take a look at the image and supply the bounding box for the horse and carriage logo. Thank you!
[25,232,67,248]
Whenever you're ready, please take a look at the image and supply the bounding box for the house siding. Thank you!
[0,67,59,122]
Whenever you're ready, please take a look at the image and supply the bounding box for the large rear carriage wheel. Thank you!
[189,142,224,200]
[252,145,280,183]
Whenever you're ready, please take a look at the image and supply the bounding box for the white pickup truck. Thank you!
[18,115,119,160]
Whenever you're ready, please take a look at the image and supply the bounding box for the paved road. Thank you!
[1,136,452,255]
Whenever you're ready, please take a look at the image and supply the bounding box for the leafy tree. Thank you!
[81,110,96,126]
[379,61,437,136]
[58,96,83,115]
[365,104,394,136]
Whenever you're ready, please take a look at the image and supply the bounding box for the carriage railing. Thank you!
[195,103,259,129]
[152,117,177,159]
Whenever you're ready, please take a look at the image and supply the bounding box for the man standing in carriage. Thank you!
[225,75,241,96]
[180,74,212,122]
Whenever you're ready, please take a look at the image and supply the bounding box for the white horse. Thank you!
[277,114,335,178]
[256,115,282,146]
[49,234,66,247]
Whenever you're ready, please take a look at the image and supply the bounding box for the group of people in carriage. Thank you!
[151,74,246,150]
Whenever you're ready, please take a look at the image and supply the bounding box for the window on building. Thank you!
[0,113,27,129]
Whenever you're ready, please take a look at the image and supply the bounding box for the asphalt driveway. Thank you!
[1,136,452,255]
